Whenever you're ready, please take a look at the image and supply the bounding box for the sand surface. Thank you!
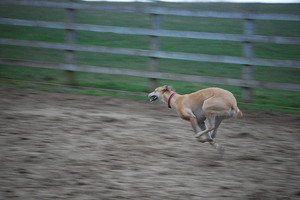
[0,88,299,199]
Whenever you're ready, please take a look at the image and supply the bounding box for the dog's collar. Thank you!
[168,92,176,109]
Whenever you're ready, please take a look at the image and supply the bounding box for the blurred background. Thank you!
[0,0,299,112]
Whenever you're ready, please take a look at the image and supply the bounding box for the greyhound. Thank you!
[148,85,242,152]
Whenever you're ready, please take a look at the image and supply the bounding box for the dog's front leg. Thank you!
[180,110,212,142]
[180,110,201,134]
[190,116,202,134]
[184,113,211,142]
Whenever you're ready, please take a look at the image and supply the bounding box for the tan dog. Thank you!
[148,85,242,151]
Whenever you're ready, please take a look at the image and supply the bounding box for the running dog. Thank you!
[148,85,242,151]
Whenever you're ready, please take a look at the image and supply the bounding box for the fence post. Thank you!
[65,0,76,85]
[149,13,161,91]
[242,18,255,102]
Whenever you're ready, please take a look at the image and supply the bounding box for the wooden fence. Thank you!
[0,0,299,102]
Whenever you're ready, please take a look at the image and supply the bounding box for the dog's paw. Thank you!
[196,132,211,143]
[196,136,210,143]
[197,138,207,143]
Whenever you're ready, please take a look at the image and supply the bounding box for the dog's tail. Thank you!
[232,105,243,119]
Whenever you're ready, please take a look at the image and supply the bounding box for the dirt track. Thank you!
[0,88,299,200]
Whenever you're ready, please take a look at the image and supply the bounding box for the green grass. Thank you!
[0,1,299,112]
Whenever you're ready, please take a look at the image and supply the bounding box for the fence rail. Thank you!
[1,59,299,92]
[0,0,300,102]
[1,18,300,45]
[1,38,299,69]
[1,0,300,21]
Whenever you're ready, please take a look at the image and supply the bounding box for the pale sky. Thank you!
[84,0,300,3]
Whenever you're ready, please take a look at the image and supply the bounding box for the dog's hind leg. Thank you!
[196,98,228,141]
[210,116,223,139]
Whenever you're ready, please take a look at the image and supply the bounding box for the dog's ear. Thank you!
[162,85,176,92]
[168,86,176,92]
[162,85,168,91]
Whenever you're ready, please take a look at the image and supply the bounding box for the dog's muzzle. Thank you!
[148,94,158,103]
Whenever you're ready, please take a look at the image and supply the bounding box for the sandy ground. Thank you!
[0,88,299,200]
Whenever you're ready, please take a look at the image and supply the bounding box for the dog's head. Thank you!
[147,85,176,103]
